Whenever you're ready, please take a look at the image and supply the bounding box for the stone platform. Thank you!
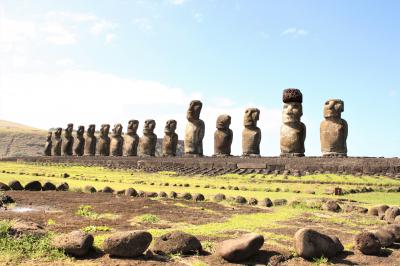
[1,156,400,177]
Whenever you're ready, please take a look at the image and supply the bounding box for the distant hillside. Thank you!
[0,120,183,157]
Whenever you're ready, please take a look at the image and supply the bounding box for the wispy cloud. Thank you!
[105,33,116,44]
[44,23,77,45]
[90,20,118,36]
[169,0,187,5]
[281,27,309,37]
[193,13,203,23]
[133,18,153,32]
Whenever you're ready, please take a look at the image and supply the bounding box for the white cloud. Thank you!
[0,18,37,52]
[169,0,187,5]
[90,20,118,36]
[45,11,97,23]
[44,23,77,45]
[281,27,309,37]
[133,18,153,32]
[193,13,203,23]
[105,33,116,44]
[56,58,74,67]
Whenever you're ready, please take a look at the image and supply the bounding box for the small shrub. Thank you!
[82,225,112,234]
[47,219,56,226]
[136,214,160,224]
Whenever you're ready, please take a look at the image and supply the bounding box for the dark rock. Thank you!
[0,182,10,191]
[235,196,247,204]
[1,195,15,204]
[9,220,46,237]
[193,193,205,201]
[260,198,273,207]
[115,190,125,195]
[294,228,344,259]
[102,186,114,193]
[52,230,93,257]
[8,180,23,191]
[382,224,400,242]
[216,233,264,262]
[25,181,42,191]
[169,191,178,199]
[103,231,152,258]
[63,173,70,178]
[368,205,389,216]
[322,200,341,212]
[373,229,395,247]
[145,192,158,198]
[344,205,368,214]
[273,199,287,206]
[355,231,381,255]
[384,207,400,223]
[159,191,168,198]
[152,231,202,255]
[181,193,192,200]
[42,181,56,191]
[213,193,226,202]
[248,198,258,205]
[84,185,97,193]
[125,188,137,197]
[57,182,69,191]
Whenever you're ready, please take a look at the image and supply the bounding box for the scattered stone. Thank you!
[0,182,10,191]
[382,224,400,242]
[63,173,70,178]
[294,228,344,259]
[137,191,145,197]
[169,191,178,199]
[25,181,42,191]
[213,193,226,202]
[102,186,114,193]
[193,193,205,201]
[57,182,69,191]
[384,207,400,223]
[145,192,158,198]
[8,180,23,191]
[235,196,247,204]
[152,231,202,255]
[322,200,341,212]
[248,198,258,205]
[52,230,93,257]
[344,205,368,214]
[1,195,15,204]
[115,190,125,195]
[373,229,395,247]
[273,199,287,206]
[181,193,192,200]
[159,191,168,198]
[355,231,381,255]
[125,188,137,197]
[103,231,152,258]
[260,198,273,207]
[216,233,264,262]
[42,181,56,191]
[395,216,400,224]
[9,220,46,237]
[368,205,389,216]
[84,185,97,193]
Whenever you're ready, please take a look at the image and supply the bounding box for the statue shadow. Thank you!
[329,251,359,265]
[228,250,288,265]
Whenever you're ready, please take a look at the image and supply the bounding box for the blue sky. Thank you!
[0,0,399,157]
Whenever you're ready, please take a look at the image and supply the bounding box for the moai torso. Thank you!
[110,124,123,156]
[84,125,97,156]
[242,108,261,157]
[184,100,205,157]
[320,99,348,157]
[139,119,157,157]
[214,115,233,156]
[62,123,74,156]
[163,120,178,157]
[44,132,52,156]
[53,128,62,156]
[98,124,111,156]
[280,89,306,157]
[74,126,85,156]
[124,120,139,156]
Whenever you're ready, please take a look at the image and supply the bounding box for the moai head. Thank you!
[164,119,177,134]
[55,128,62,138]
[113,123,123,136]
[100,124,110,137]
[77,126,85,137]
[127,120,139,134]
[87,124,96,137]
[216,114,231,130]
[46,132,52,141]
[187,100,203,122]
[282,89,303,123]
[243,108,260,128]
[143,119,156,134]
[64,123,73,138]
[324,99,344,119]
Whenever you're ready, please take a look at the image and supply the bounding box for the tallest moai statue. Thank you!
[184,100,205,157]
[280,89,306,157]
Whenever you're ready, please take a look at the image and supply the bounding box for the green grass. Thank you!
[76,205,119,220]
[313,256,331,265]
[81,225,112,234]
[134,214,161,224]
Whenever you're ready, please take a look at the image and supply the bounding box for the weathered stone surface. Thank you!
[139,120,157,157]
[237,162,266,169]
[159,191,167,198]
[344,205,368,214]
[184,100,205,157]
[44,131,52,156]
[273,199,287,206]
[163,120,178,157]
[125,188,138,197]
[124,120,139,156]
[84,185,96,193]
[395,216,400,224]
[193,193,205,201]
[216,233,264,262]
[145,192,158,198]
[103,231,152,258]
[181,192,192,200]
[0,182,10,191]
[53,128,62,156]
[260,198,273,207]
[384,207,400,223]
[294,228,344,259]
[9,220,46,237]
[235,196,247,204]
[280,89,306,157]
[169,191,178,198]
[57,182,69,191]
[382,224,400,242]
[8,180,23,191]
[322,200,341,212]
[214,114,233,157]
[102,186,114,193]
[52,230,93,257]
[98,124,111,156]
[369,205,389,216]
[25,181,42,191]
[214,193,226,202]
[74,126,85,156]
[62,123,74,156]
[42,181,56,191]
[1,195,14,204]
[320,99,348,157]
[152,231,202,255]
[248,198,258,205]
[84,124,97,156]
[242,108,261,157]
[110,123,123,156]
[373,228,395,247]
[355,231,381,255]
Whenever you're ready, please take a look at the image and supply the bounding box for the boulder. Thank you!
[248,198,258,205]
[355,231,381,255]
[159,191,168,198]
[152,231,202,255]
[1,195,15,204]
[384,207,400,223]
[52,230,94,257]
[0,182,10,191]
[368,205,389,216]
[344,205,368,214]
[9,220,46,237]
[169,191,178,199]
[260,198,273,207]
[57,182,69,191]
[102,186,114,193]
[216,233,264,262]
[193,193,205,202]
[125,188,138,197]
[42,181,56,191]
[395,216,400,224]
[8,180,23,191]
[235,196,247,204]
[381,224,400,242]
[103,231,152,258]
[294,228,344,259]
[373,229,395,247]
[322,200,341,212]
[181,193,192,200]
[84,185,97,193]
[273,199,287,206]
[145,192,158,198]
[25,181,42,191]
[213,193,226,202]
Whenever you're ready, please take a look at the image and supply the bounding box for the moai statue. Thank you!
[162,119,178,157]
[242,108,261,157]
[184,100,205,157]
[110,123,124,156]
[124,120,139,156]
[214,114,233,157]
[84,124,97,156]
[74,126,85,156]
[98,124,111,156]
[62,123,74,156]
[53,128,62,156]
[320,99,348,157]
[280,89,306,157]
[44,132,52,156]
[139,119,157,157]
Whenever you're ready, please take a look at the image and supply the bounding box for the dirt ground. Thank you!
[1,191,399,266]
